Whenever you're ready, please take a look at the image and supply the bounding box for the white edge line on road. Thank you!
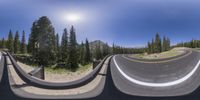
[113,55,200,87]
[0,52,1,60]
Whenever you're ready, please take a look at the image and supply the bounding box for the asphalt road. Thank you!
[111,49,200,96]
[1,49,200,99]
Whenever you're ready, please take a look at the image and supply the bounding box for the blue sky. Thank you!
[0,0,200,47]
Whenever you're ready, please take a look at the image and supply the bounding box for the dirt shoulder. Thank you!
[129,47,187,59]
[17,62,93,82]
[7,56,111,96]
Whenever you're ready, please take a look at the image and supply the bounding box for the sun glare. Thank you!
[64,14,81,22]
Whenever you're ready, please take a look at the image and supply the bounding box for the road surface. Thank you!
[1,49,200,99]
[111,49,200,96]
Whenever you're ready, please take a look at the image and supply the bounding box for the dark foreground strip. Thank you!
[7,51,110,89]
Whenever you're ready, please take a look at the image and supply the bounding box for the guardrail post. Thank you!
[41,66,45,80]
[28,66,45,80]
[93,60,101,69]
[13,54,18,62]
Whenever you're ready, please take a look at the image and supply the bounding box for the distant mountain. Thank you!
[89,40,108,51]
[89,40,106,47]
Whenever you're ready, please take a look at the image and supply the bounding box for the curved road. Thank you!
[111,49,200,96]
[1,49,200,99]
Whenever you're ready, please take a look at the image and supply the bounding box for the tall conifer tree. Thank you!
[21,31,27,54]
[7,30,14,53]
[85,38,91,64]
[68,26,78,69]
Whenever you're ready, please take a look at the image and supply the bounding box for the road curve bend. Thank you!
[111,49,200,96]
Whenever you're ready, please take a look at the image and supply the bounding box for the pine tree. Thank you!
[162,36,167,52]
[112,43,115,54]
[166,37,170,50]
[55,33,60,62]
[52,29,57,50]
[79,41,85,64]
[28,21,39,55]
[175,40,200,48]
[85,38,91,64]
[102,43,107,56]
[102,43,109,56]
[61,28,68,63]
[68,26,78,69]
[55,34,59,51]
[106,43,110,55]
[7,30,14,53]
[154,33,162,53]
[1,38,5,49]
[198,40,200,48]
[21,31,27,54]
[33,16,57,66]
[191,40,197,48]
[14,31,20,54]
[95,41,102,60]
[151,38,155,53]
[147,41,151,54]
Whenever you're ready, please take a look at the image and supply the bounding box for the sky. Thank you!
[0,0,200,47]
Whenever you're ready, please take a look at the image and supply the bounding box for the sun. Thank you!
[64,13,81,22]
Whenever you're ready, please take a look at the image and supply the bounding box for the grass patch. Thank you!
[194,48,200,50]
[129,48,184,59]
[133,54,145,59]
[14,54,93,74]
[44,63,92,74]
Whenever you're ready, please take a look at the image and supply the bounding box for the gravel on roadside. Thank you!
[17,62,93,82]
[8,56,111,95]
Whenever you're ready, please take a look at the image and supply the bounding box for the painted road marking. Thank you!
[113,55,200,87]
[0,52,1,60]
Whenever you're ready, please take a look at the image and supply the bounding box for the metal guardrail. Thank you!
[0,54,4,83]
[8,56,113,99]
[7,51,110,89]
[28,66,44,80]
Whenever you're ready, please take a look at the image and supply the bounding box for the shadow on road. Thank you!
[0,56,30,100]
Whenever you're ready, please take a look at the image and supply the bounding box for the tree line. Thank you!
[0,16,112,70]
[0,16,93,70]
[175,40,200,48]
[92,40,110,60]
[111,33,171,55]
[147,33,170,54]
[0,30,27,54]
[112,43,145,54]
[1,16,199,70]
[0,30,173,67]
[27,16,94,69]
